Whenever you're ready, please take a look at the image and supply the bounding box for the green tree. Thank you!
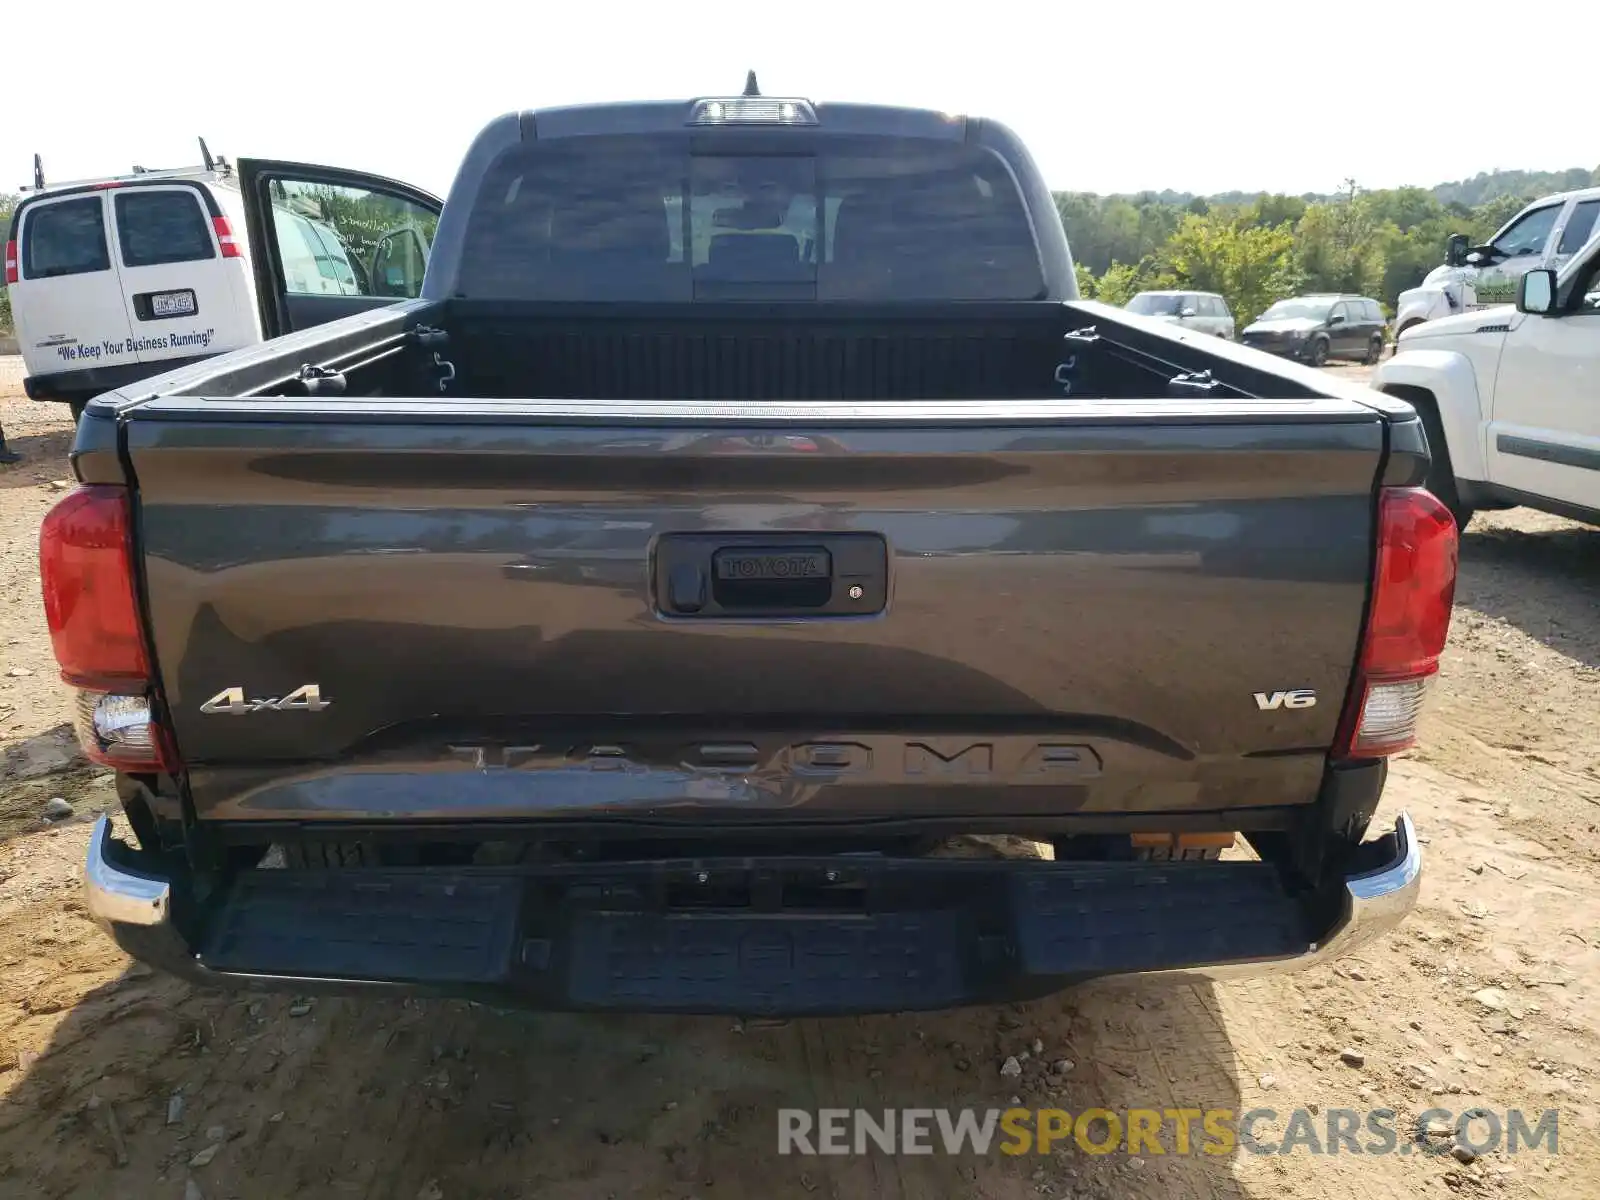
[1469,193,1529,242]
[1055,162,1593,318]
[1294,182,1387,297]
[1163,211,1300,326]
[1092,256,1174,307]
[1364,186,1445,232]
[1054,193,1181,275]
[1091,261,1140,306]
[1241,194,1308,229]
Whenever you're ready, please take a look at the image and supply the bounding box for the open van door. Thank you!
[236,159,441,339]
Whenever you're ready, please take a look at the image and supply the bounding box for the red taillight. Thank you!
[213,215,242,259]
[40,486,147,686]
[39,486,173,771]
[4,240,17,285]
[1334,486,1459,759]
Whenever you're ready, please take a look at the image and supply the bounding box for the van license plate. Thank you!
[151,290,197,317]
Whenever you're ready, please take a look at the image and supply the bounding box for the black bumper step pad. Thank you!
[192,859,1317,1012]
[200,871,521,983]
[1011,864,1310,974]
[565,909,972,1014]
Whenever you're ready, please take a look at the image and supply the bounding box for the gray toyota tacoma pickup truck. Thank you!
[44,84,1457,1015]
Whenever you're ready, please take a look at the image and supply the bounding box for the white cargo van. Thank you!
[5,143,440,418]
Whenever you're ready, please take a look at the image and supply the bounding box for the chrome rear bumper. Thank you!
[84,816,171,927]
[82,811,1423,1000]
[1120,809,1421,983]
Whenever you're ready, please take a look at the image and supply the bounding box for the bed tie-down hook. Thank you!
[408,325,456,393]
[1055,326,1100,396]
[294,363,346,396]
[433,353,456,393]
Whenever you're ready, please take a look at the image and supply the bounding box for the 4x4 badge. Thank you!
[199,684,331,715]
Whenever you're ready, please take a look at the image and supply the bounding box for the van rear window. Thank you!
[21,197,110,279]
[115,190,216,267]
[459,135,1045,302]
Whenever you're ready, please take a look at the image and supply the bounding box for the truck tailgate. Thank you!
[123,396,1388,823]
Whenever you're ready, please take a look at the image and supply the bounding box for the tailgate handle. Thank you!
[655,534,887,619]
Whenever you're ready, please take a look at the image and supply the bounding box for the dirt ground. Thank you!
[0,357,1596,1200]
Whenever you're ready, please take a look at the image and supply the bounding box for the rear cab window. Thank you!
[459,135,1045,302]
[114,188,216,266]
[20,196,111,279]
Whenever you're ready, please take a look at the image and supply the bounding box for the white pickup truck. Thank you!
[1376,233,1600,529]
[1393,186,1600,339]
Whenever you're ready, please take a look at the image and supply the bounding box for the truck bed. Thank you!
[130,298,1341,403]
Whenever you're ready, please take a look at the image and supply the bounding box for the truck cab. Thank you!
[1393,187,1600,340]
[1377,230,1600,528]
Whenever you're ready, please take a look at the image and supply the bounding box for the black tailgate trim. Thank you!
[123,395,1382,426]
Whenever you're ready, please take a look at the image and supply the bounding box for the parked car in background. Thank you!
[1124,290,1235,338]
[1394,186,1600,339]
[1377,230,1600,529]
[1241,294,1387,366]
[5,140,440,419]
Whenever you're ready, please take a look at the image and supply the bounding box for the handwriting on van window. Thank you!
[54,328,216,362]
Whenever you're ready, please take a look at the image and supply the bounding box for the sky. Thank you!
[7,1,1599,202]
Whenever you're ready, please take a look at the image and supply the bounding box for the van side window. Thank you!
[21,197,110,279]
[115,190,216,267]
